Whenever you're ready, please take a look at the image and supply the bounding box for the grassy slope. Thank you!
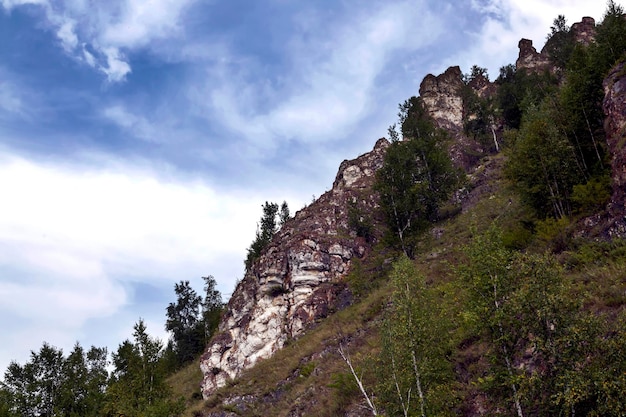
[168,153,626,416]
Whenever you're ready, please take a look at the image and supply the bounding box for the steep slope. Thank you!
[200,139,389,397]
[194,15,626,415]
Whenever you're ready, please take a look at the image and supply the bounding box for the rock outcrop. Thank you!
[200,139,389,398]
[517,38,553,73]
[603,62,626,237]
[571,17,596,45]
[419,66,465,133]
[419,66,497,170]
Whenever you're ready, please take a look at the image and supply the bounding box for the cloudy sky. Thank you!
[0,0,609,372]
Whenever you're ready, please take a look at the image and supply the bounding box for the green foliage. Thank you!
[379,256,455,416]
[495,65,559,130]
[202,275,224,345]
[376,97,459,258]
[165,277,224,369]
[594,0,626,71]
[461,82,497,154]
[299,361,316,378]
[279,201,290,226]
[544,15,575,68]
[1,342,108,417]
[505,101,584,219]
[458,225,626,415]
[245,201,291,269]
[105,319,181,417]
[571,175,612,214]
[463,65,489,83]
[328,371,359,414]
[166,280,204,366]
[347,199,373,242]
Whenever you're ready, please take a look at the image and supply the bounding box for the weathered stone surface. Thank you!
[200,139,389,398]
[571,17,596,45]
[419,66,465,133]
[602,62,626,236]
[419,66,496,170]
[517,38,553,73]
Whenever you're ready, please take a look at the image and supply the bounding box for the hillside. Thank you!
[179,8,626,417]
[2,6,625,417]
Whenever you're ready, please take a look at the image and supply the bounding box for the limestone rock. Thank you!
[420,66,495,170]
[517,39,553,73]
[200,139,389,398]
[571,17,596,45]
[419,66,465,133]
[602,62,626,236]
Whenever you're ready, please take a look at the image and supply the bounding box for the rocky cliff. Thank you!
[419,66,497,170]
[198,16,626,401]
[200,139,389,397]
[603,61,626,237]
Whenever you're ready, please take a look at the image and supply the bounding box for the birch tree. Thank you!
[375,97,458,258]
[460,226,525,417]
[380,256,453,416]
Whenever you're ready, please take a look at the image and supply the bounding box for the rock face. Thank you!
[571,17,596,45]
[603,62,626,236]
[517,38,553,73]
[419,66,465,133]
[200,139,389,398]
[419,66,496,170]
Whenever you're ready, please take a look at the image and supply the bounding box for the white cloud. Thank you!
[100,47,132,82]
[195,1,444,149]
[0,153,288,370]
[1,0,198,82]
[101,0,195,48]
[452,0,608,77]
[57,19,78,51]
[0,0,46,9]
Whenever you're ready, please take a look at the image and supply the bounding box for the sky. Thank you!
[0,0,610,373]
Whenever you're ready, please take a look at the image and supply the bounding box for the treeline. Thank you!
[361,2,626,415]
[0,275,223,417]
[245,201,290,270]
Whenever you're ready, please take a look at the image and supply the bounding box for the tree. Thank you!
[594,0,626,71]
[105,319,181,417]
[165,280,203,365]
[379,256,453,416]
[0,384,17,417]
[202,275,223,345]
[1,343,65,417]
[375,97,458,257]
[460,226,525,417]
[544,15,574,68]
[505,100,584,219]
[279,201,291,226]
[464,65,489,83]
[245,201,280,269]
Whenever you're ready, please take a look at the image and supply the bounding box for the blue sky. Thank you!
[0,0,608,372]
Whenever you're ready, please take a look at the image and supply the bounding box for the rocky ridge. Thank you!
[199,16,626,401]
[200,139,389,397]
